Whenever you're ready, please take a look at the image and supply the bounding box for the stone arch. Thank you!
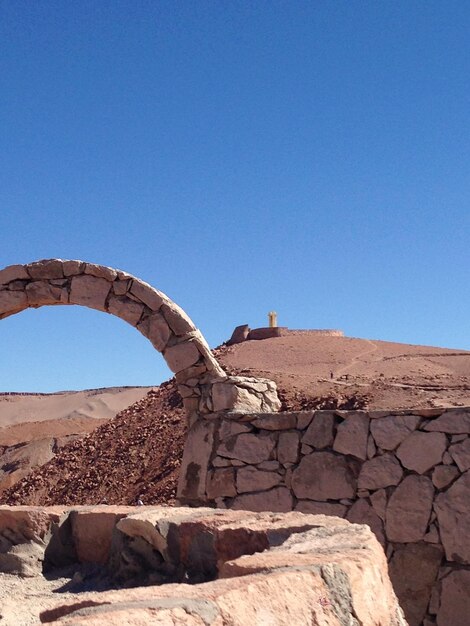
[0,259,280,417]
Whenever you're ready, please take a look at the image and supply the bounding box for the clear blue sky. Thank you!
[1,1,470,392]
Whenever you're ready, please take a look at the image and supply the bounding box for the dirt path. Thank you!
[334,340,379,378]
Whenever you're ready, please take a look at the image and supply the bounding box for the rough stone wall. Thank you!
[177,406,470,626]
[0,260,281,418]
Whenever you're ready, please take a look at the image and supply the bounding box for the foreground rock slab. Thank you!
[0,506,406,626]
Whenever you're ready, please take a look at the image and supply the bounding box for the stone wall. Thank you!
[177,406,470,626]
[0,260,281,418]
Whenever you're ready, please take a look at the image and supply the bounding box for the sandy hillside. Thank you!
[217,333,470,409]
[0,387,152,494]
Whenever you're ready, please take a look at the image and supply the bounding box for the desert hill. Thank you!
[3,332,470,506]
[218,333,470,410]
[0,387,152,494]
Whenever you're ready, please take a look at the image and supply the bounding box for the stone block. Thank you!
[370,414,420,450]
[347,498,385,546]
[437,569,470,626]
[161,301,196,335]
[386,475,434,543]
[129,279,164,311]
[231,487,293,512]
[236,466,282,493]
[370,489,387,521]
[333,413,370,460]
[177,420,215,503]
[26,259,64,280]
[448,437,470,472]
[291,452,357,501]
[219,420,252,440]
[206,468,237,499]
[69,274,111,311]
[164,341,200,373]
[0,289,28,317]
[396,431,447,474]
[0,264,29,284]
[62,260,85,276]
[25,281,67,307]
[301,412,335,448]
[434,471,470,564]
[107,295,144,326]
[432,464,460,490]
[217,433,276,465]
[227,324,250,345]
[251,413,297,431]
[389,542,443,626]
[277,432,300,465]
[358,453,403,490]
[297,412,314,430]
[84,263,117,281]
[424,410,470,434]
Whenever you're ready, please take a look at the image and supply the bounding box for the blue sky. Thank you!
[1,1,470,391]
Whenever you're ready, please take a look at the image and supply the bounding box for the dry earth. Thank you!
[0,387,152,494]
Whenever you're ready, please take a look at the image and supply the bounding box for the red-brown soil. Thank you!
[3,333,470,506]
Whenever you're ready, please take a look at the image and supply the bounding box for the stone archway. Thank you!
[0,259,280,418]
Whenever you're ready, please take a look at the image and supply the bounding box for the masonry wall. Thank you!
[178,407,470,626]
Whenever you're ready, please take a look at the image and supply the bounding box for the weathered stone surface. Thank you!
[219,420,252,440]
[27,259,64,280]
[297,412,314,430]
[294,500,347,517]
[386,475,434,543]
[347,498,385,546]
[0,289,27,316]
[83,263,117,281]
[424,410,470,434]
[367,434,376,459]
[107,295,144,326]
[251,413,297,430]
[277,431,300,465]
[396,431,447,474]
[358,453,403,490]
[206,468,237,499]
[161,301,196,336]
[231,487,293,512]
[177,420,215,502]
[129,278,164,310]
[70,508,132,564]
[217,433,276,465]
[432,464,460,489]
[25,281,67,306]
[389,542,443,626]
[212,382,267,413]
[434,470,470,564]
[62,260,84,276]
[137,312,171,351]
[164,341,201,373]
[236,466,282,493]
[1,506,405,626]
[113,278,130,295]
[227,324,250,345]
[437,569,470,626]
[370,414,420,450]
[448,437,470,472]
[291,452,357,501]
[333,413,370,460]
[69,274,111,311]
[0,264,29,284]
[370,488,387,521]
[301,412,335,448]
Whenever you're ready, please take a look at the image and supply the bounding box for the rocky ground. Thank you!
[3,333,470,506]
